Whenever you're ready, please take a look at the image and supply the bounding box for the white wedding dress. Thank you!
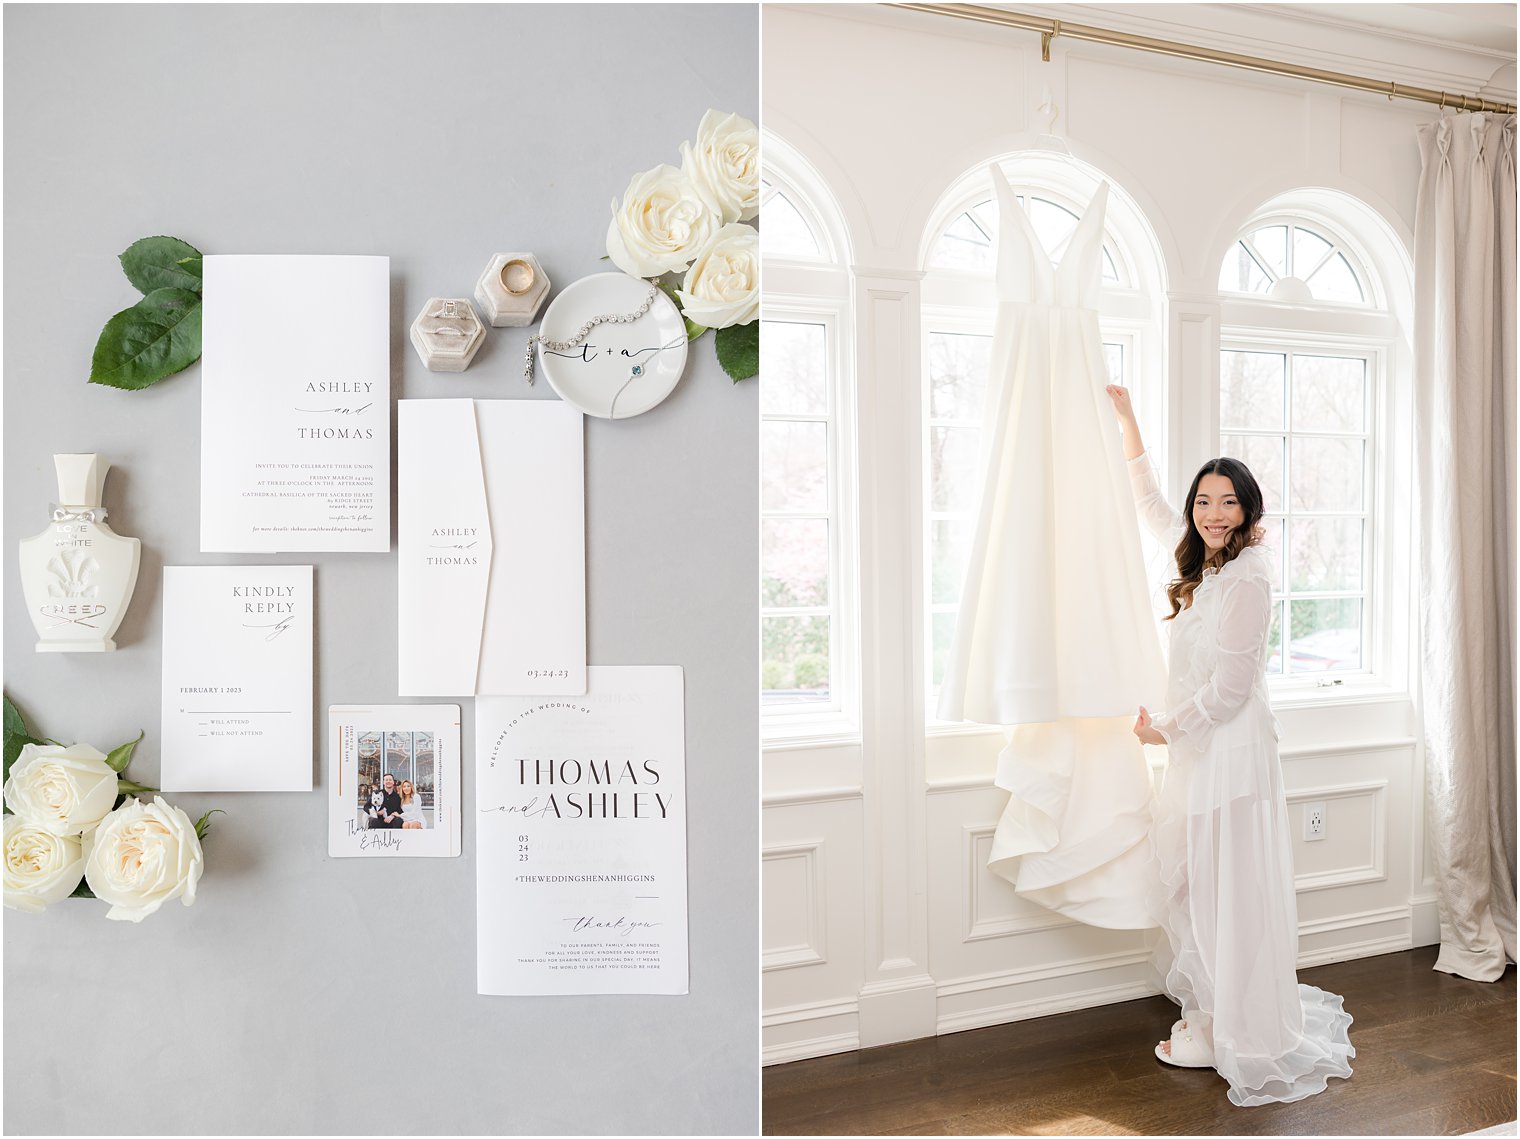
[937,170,1167,929]
[1130,453,1355,1106]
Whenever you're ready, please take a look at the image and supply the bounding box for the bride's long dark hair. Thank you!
[1165,457,1265,620]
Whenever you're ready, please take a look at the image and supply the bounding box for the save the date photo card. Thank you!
[200,254,390,554]
[476,665,688,996]
[327,704,462,858]
[159,565,314,792]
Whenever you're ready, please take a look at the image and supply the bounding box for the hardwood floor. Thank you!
[763,947,1517,1136]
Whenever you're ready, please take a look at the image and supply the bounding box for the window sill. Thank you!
[762,714,861,752]
[1268,674,1410,710]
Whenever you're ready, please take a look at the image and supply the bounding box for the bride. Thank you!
[1107,384,1355,1106]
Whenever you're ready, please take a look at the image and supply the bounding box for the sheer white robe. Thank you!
[1130,452,1355,1106]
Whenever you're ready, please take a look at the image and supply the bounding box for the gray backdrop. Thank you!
[3,6,758,1134]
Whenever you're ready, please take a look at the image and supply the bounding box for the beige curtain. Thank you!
[1414,111,1517,982]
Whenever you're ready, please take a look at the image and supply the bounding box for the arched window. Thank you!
[920,154,1168,718]
[1219,217,1373,304]
[760,134,858,738]
[1216,190,1412,689]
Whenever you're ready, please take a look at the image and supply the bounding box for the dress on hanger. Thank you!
[937,169,1167,929]
[1130,453,1355,1106]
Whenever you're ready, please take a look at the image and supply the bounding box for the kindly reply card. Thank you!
[160,565,313,792]
[475,666,688,996]
[200,255,390,553]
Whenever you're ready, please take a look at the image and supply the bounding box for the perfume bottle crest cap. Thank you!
[54,454,108,508]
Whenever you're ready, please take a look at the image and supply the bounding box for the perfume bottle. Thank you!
[20,455,141,652]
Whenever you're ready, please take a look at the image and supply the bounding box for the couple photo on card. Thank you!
[357,731,434,831]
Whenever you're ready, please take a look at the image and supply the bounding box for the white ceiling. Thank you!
[1254,3,1517,57]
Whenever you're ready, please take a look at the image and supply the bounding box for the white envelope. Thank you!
[398,399,586,697]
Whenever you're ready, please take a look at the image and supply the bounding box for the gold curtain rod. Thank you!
[889,3,1517,115]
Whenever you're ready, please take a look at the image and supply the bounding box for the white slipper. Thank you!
[1155,1025,1214,1068]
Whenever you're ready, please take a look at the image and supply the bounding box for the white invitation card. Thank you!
[201,254,390,553]
[398,399,586,697]
[160,565,313,792]
[476,666,688,996]
[327,705,461,858]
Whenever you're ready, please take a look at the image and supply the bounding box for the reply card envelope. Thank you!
[201,255,390,553]
[327,704,461,858]
[398,399,585,697]
[476,666,688,996]
[160,566,313,792]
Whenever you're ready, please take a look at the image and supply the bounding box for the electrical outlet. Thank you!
[1304,801,1327,842]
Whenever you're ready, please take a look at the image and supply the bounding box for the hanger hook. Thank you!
[1041,19,1061,63]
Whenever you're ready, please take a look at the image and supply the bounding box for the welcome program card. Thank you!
[327,705,461,858]
[160,565,313,792]
[475,666,688,995]
[200,255,390,553]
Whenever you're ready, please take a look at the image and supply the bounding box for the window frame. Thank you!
[1215,315,1403,704]
[760,137,860,747]
[761,298,861,741]
[1219,212,1379,309]
[1218,333,1382,686]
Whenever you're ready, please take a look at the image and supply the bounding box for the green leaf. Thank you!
[654,279,708,341]
[3,694,45,810]
[105,730,143,773]
[89,287,202,391]
[115,778,158,796]
[194,808,225,840]
[714,321,759,382]
[69,879,96,900]
[119,236,203,294]
[176,255,203,287]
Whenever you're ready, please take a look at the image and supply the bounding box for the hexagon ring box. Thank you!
[475,253,550,327]
[411,297,485,372]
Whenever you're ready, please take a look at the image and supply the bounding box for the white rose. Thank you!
[677,224,759,330]
[3,742,119,836]
[84,796,203,923]
[606,163,720,278]
[4,814,87,912]
[680,109,759,224]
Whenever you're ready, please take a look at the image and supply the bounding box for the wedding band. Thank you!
[501,258,535,295]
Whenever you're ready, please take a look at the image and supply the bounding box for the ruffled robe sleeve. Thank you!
[1127,452,1184,542]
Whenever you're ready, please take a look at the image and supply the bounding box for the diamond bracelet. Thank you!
[523,284,659,384]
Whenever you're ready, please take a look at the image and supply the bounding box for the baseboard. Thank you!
[765,899,1442,1062]
[938,979,1159,1035]
[763,1030,861,1066]
[762,996,861,1065]
[1409,893,1441,947]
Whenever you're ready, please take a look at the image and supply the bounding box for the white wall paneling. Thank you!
[761,1,1510,1065]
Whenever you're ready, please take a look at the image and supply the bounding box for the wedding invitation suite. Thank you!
[200,255,390,553]
[327,705,461,858]
[476,666,688,996]
[160,566,313,792]
[398,399,586,697]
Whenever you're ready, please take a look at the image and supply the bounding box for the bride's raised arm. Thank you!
[1106,384,1183,542]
